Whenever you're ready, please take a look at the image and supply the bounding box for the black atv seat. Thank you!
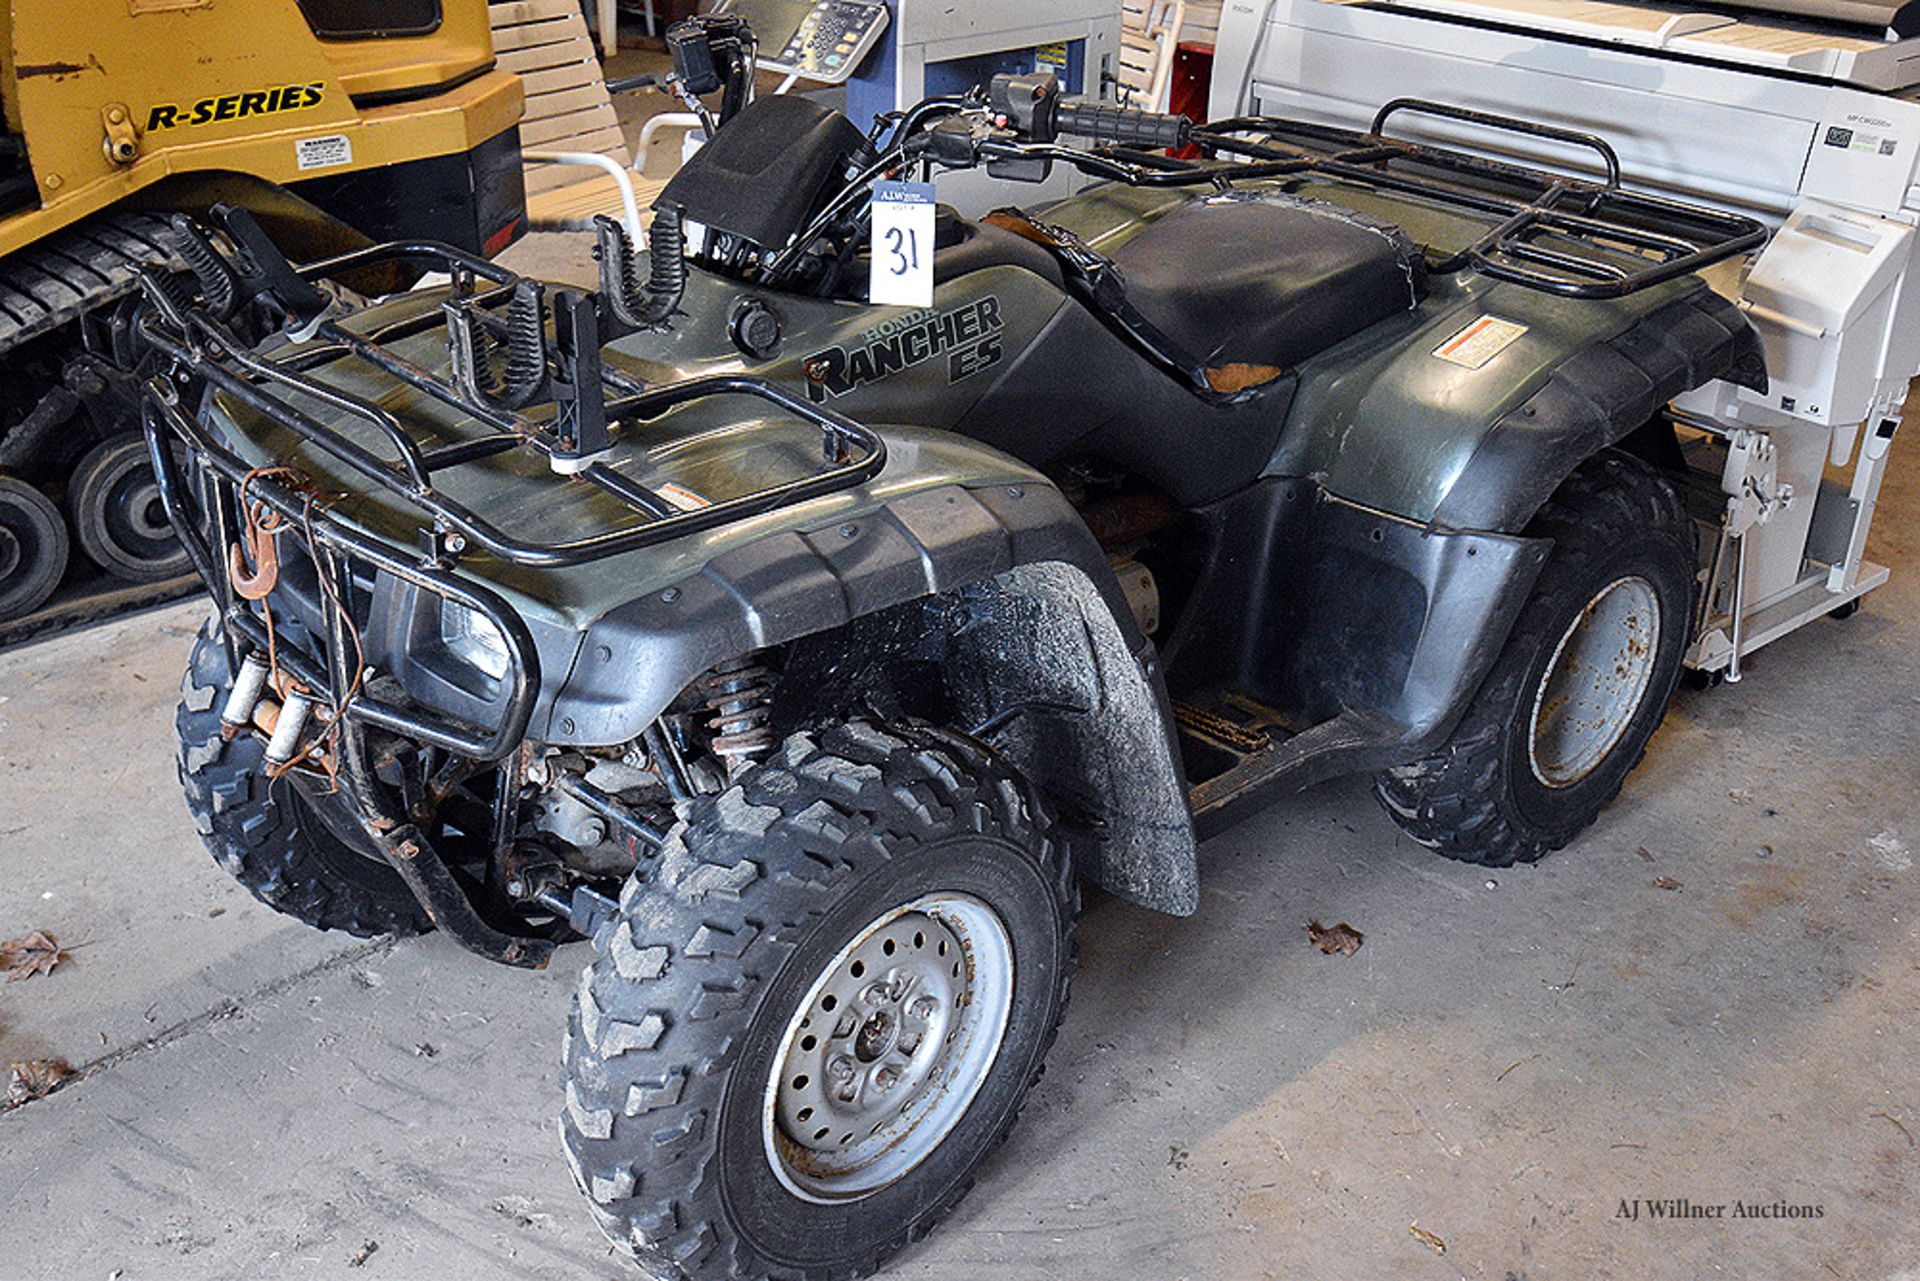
[945,196,1430,505]
[1104,194,1427,383]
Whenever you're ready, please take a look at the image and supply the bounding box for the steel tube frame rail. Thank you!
[143,391,541,763]
[133,245,888,570]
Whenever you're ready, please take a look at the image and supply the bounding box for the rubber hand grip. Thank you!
[1055,100,1192,149]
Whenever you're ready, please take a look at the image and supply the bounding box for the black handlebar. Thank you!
[1056,99,1192,150]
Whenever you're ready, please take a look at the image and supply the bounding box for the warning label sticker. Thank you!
[656,482,713,512]
[295,133,352,171]
[1433,316,1528,370]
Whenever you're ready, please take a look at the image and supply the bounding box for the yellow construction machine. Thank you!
[0,0,526,629]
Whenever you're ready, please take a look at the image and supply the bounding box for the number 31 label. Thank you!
[869,179,936,308]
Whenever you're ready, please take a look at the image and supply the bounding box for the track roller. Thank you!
[0,475,70,621]
[68,432,189,582]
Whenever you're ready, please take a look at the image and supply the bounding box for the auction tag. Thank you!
[869,179,936,308]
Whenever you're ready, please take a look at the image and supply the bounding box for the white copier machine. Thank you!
[1214,0,1920,676]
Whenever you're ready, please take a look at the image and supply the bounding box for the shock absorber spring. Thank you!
[701,652,776,767]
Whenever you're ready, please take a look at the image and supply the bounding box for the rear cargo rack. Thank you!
[1085,98,1769,299]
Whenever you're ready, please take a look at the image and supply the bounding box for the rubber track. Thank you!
[1373,453,1694,867]
[0,211,180,352]
[558,720,1077,1281]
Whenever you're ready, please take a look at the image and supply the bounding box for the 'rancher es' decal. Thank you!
[804,297,1003,402]
[146,83,325,131]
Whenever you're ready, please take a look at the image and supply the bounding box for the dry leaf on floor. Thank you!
[7,1058,75,1104]
[1409,1224,1446,1254]
[1871,1111,1915,1147]
[1635,847,1655,862]
[1308,920,1364,956]
[0,930,70,981]
[1651,877,1683,892]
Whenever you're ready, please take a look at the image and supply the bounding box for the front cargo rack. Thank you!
[1050,97,1770,300]
[137,215,886,572]
[134,208,887,766]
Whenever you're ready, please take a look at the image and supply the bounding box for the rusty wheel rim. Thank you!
[1528,575,1661,788]
[763,892,1013,1203]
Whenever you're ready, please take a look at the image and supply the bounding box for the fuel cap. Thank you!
[730,299,782,359]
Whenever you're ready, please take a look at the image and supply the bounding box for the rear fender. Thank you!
[1278,277,1765,533]
[1434,287,1767,531]
[1182,280,1763,785]
[550,480,1202,915]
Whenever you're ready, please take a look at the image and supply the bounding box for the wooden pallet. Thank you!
[489,0,669,231]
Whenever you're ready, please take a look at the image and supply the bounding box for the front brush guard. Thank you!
[134,213,886,970]
[145,389,555,969]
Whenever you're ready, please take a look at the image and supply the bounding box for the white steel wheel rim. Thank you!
[1528,575,1661,788]
[763,892,1014,1203]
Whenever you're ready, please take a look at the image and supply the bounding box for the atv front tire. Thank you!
[1375,454,1694,867]
[177,622,432,937]
[560,721,1075,1280]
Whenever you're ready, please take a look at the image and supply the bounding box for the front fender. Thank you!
[548,477,1202,916]
[544,480,1100,743]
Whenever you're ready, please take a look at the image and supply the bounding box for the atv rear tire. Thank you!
[177,622,432,937]
[1375,454,1694,867]
[559,721,1075,1281]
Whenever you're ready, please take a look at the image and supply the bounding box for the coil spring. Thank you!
[701,653,775,765]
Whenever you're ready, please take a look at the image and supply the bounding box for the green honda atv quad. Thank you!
[135,21,1766,1277]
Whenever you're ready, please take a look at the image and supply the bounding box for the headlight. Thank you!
[439,599,512,682]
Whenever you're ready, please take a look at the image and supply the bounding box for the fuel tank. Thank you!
[603,221,1289,507]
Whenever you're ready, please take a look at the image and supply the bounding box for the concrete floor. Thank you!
[2,316,1917,1278]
